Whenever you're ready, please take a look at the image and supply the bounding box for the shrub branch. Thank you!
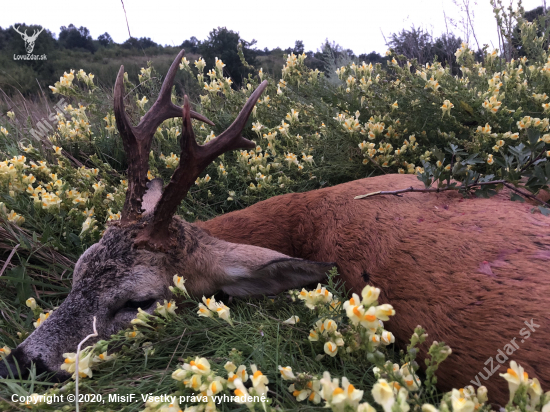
[355,179,550,209]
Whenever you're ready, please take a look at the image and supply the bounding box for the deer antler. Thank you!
[114,49,214,223]
[134,80,268,250]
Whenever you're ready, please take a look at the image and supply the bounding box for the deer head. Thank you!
[13,26,44,54]
[0,50,332,380]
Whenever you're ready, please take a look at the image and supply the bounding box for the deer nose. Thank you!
[0,351,71,382]
[0,354,27,379]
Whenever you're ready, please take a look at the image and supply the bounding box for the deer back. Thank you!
[197,173,550,405]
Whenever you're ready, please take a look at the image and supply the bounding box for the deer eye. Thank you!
[123,298,156,311]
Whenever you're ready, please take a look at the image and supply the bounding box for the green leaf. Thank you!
[527,128,540,146]
[511,193,525,202]
[538,206,550,216]
[462,153,484,165]
[432,147,445,162]
[6,265,31,303]
[479,174,495,183]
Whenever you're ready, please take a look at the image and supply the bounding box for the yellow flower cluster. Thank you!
[204,77,233,94]
[500,361,543,407]
[281,52,307,80]
[364,120,386,139]
[160,153,180,169]
[0,346,11,360]
[197,296,233,325]
[179,56,190,70]
[517,116,550,131]
[138,67,152,83]
[61,345,115,379]
[441,100,454,117]
[76,69,95,89]
[482,95,503,113]
[308,319,345,357]
[172,356,220,391]
[55,104,93,141]
[487,72,503,93]
[0,202,25,225]
[297,283,334,309]
[165,359,270,411]
[455,43,473,61]
[373,362,421,393]
[49,70,75,94]
[281,369,371,411]
[106,209,121,221]
[155,300,177,318]
[237,142,289,191]
[424,77,440,91]
[194,174,211,186]
[476,123,498,138]
[137,96,149,111]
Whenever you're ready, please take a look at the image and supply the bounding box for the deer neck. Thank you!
[194,192,308,258]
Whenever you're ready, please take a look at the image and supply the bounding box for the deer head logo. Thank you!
[13,25,44,54]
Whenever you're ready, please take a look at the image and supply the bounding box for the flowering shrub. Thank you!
[3,46,550,256]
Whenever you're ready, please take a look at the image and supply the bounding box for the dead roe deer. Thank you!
[1,50,548,406]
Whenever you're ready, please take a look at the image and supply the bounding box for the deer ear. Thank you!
[218,244,334,297]
[142,178,163,214]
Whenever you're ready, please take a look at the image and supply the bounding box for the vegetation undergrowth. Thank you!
[1,272,548,412]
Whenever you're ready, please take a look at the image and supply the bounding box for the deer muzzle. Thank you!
[0,292,100,381]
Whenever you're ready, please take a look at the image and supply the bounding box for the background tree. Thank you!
[97,32,114,47]
[122,36,159,49]
[59,24,96,53]
[388,26,462,74]
[181,36,199,53]
[432,33,463,74]
[358,51,385,64]
[388,26,435,65]
[198,27,257,86]
[293,40,305,55]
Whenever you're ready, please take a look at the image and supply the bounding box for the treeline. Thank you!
[1,5,547,96]
[0,23,388,96]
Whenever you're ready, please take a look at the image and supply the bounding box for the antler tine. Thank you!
[114,65,146,223]
[200,80,268,163]
[135,81,268,249]
[137,49,214,138]
[113,50,215,223]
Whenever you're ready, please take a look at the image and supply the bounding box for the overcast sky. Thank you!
[1,0,545,55]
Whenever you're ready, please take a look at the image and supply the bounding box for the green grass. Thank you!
[0,271,393,412]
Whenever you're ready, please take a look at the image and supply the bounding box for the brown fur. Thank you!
[196,173,550,405]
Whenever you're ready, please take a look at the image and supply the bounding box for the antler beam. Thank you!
[135,81,269,250]
[114,49,214,223]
